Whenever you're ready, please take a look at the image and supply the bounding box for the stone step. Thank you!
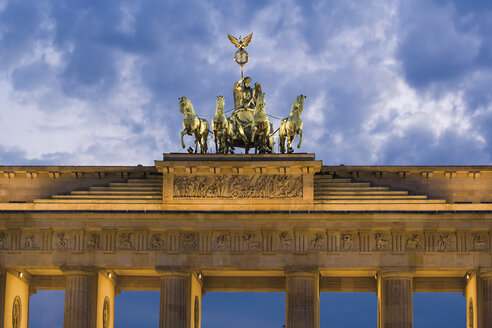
[314,187,390,191]
[33,199,161,204]
[51,194,161,199]
[90,186,161,191]
[314,195,428,200]
[314,178,352,183]
[108,182,161,187]
[315,182,371,187]
[314,191,409,196]
[127,178,162,183]
[71,190,161,195]
[314,199,446,204]
[313,174,334,179]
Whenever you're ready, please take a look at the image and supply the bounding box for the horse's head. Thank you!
[292,94,306,113]
[216,95,225,113]
[179,96,193,115]
[255,92,266,112]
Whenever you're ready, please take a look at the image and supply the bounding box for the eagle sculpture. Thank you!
[227,33,253,50]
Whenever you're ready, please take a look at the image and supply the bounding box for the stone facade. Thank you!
[0,154,491,327]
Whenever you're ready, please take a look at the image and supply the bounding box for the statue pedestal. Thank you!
[155,153,321,211]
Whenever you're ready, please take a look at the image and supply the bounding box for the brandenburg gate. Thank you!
[1,33,491,327]
[0,154,491,327]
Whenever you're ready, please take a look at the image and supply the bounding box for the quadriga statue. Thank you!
[179,96,210,154]
[279,94,306,153]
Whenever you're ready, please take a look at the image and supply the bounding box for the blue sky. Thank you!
[1,0,489,326]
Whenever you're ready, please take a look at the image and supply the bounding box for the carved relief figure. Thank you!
[279,232,293,249]
[468,298,473,328]
[243,233,262,250]
[406,233,423,250]
[103,297,110,328]
[23,234,37,249]
[119,233,133,249]
[56,232,70,248]
[12,296,21,328]
[213,234,230,250]
[87,233,101,250]
[174,175,302,199]
[0,231,8,249]
[472,233,488,251]
[374,233,390,251]
[342,234,356,251]
[310,233,324,249]
[438,233,450,251]
[151,234,164,249]
[182,233,198,251]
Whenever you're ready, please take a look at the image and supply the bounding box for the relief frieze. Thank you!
[151,233,165,250]
[278,232,293,250]
[374,233,390,251]
[212,233,230,250]
[0,231,9,249]
[173,174,302,199]
[471,233,488,251]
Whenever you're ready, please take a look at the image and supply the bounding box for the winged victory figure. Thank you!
[227,33,253,50]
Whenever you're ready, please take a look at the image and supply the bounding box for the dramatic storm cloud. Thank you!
[0,0,491,166]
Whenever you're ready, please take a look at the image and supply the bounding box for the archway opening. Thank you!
[413,292,465,327]
[114,291,160,328]
[202,292,285,328]
[320,292,377,327]
[29,290,65,327]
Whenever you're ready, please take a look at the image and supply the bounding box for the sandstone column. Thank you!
[481,273,492,328]
[285,271,319,328]
[63,270,97,328]
[0,269,31,328]
[467,271,492,328]
[377,272,413,328]
[158,270,202,328]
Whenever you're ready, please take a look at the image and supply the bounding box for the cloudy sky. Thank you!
[2,0,489,326]
[1,0,491,166]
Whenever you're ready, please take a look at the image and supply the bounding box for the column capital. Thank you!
[284,266,319,277]
[479,270,492,279]
[60,265,96,276]
[378,270,414,279]
[155,266,195,278]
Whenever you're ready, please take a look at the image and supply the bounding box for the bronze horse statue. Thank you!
[279,94,306,153]
[212,95,233,154]
[251,92,274,154]
[179,96,210,154]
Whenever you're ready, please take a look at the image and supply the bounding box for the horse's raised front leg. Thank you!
[297,129,303,148]
[181,130,187,149]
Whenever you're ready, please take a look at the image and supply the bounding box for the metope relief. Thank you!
[242,233,262,250]
[278,232,293,250]
[22,232,39,250]
[310,233,325,250]
[86,233,101,250]
[437,232,456,252]
[150,233,165,250]
[181,232,198,251]
[374,233,390,251]
[0,231,9,249]
[406,233,424,251]
[212,233,230,250]
[471,233,488,251]
[117,232,133,250]
[54,231,72,250]
[341,233,358,251]
[173,175,302,199]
